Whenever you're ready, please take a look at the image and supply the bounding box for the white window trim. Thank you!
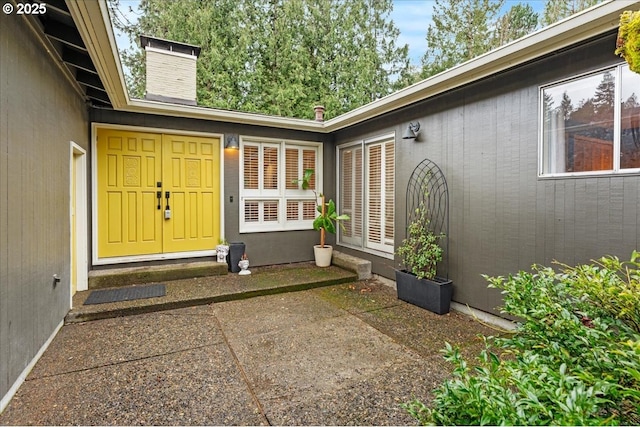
[336,133,395,259]
[239,136,322,233]
[538,62,640,179]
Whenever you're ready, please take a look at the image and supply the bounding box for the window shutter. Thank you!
[244,145,259,190]
[302,149,316,190]
[354,148,363,239]
[367,145,382,246]
[263,201,279,222]
[244,201,259,222]
[263,146,278,190]
[384,141,394,244]
[285,148,298,190]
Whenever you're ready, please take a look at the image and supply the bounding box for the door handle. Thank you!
[156,191,162,210]
[164,191,171,219]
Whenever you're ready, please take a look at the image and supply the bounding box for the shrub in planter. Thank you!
[404,253,640,425]
[395,199,452,314]
[616,10,640,74]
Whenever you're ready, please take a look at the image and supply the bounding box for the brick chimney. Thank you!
[140,35,201,106]
[314,105,325,122]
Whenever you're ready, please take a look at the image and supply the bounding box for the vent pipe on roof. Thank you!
[314,105,325,122]
[140,35,201,106]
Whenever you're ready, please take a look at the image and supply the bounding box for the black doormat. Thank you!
[84,284,166,305]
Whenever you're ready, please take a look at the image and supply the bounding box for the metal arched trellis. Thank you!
[405,159,449,278]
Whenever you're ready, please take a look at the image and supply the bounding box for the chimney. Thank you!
[314,105,325,122]
[140,35,201,106]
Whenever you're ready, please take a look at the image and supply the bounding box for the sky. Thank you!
[112,0,548,68]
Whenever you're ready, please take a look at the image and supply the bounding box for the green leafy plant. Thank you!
[405,253,640,425]
[395,199,443,280]
[616,10,640,74]
[293,168,349,248]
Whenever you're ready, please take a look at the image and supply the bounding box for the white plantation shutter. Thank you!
[367,144,382,247]
[240,138,320,232]
[263,147,279,190]
[384,141,395,245]
[285,148,298,190]
[338,135,393,255]
[340,146,363,246]
[243,145,259,190]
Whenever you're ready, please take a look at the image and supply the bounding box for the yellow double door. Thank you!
[97,129,220,258]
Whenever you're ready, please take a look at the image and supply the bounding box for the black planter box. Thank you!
[395,270,453,315]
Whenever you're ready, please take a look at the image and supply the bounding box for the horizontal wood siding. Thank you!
[0,13,88,403]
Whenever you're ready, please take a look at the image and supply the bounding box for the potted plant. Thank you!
[395,199,453,315]
[238,253,251,275]
[615,10,640,74]
[216,238,229,263]
[294,169,350,267]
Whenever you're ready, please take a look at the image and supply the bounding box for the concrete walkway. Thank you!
[0,280,496,426]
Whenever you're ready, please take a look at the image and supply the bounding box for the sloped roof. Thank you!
[68,0,639,132]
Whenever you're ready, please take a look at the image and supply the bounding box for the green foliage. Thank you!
[421,0,506,78]
[395,200,443,280]
[293,168,349,246]
[542,0,603,27]
[420,0,605,80]
[616,10,640,75]
[313,198,349,236]
[108,0,411,120]
[406,253,640,425]
[494,3,539,46]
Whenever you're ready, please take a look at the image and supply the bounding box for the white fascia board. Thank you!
[323,0,640,132]
[126,99,325,132]
[67,0,130,109]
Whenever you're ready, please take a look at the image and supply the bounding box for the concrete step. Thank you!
[88,261,228,290]
[69,263,359,324]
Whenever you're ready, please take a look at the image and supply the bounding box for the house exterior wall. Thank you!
[89,109,332,267]
[0,14,89,406]
[335,32,636,315]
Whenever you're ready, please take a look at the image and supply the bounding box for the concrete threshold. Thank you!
[67,262,358,324]
[88,260,228,290]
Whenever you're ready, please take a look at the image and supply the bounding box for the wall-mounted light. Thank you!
[402,121,421,141]
[225,134,239,149]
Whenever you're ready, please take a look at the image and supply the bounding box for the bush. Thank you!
[405,253,640,425]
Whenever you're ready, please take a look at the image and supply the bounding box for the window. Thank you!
[540,64,640,176]
[338,134,394,257]
[240,137,321,232]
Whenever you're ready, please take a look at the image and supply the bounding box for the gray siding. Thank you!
[335,32,637,315]
[89,109,332,267]
[1,14,89,403]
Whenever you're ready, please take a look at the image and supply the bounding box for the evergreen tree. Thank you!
[421,0,504,78]
[108,0,410,120]
[542,0,603,26]
[494,3,539,47]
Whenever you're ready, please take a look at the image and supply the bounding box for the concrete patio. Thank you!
[0,273,498,425]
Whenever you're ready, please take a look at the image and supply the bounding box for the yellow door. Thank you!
[96,129,220,258]
[97,129,163,257]
[162,134,220,252]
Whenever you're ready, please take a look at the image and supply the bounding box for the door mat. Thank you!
[84,284,166,305]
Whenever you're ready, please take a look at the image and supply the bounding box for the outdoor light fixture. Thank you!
[225,134,239,149]
[402,121,421,140]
